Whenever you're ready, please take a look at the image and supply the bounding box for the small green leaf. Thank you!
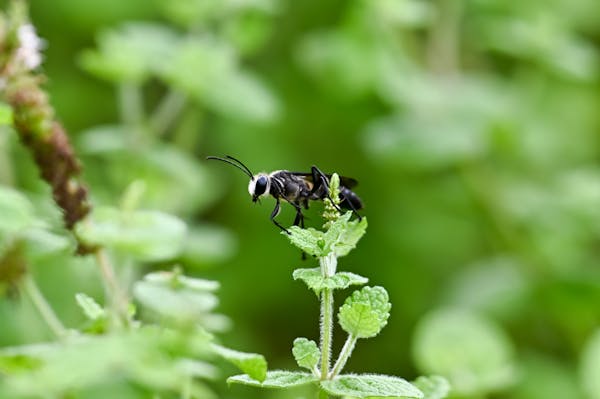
[143,270,219,292]
[75,207,187,262]
[285,227,326,257]
[75,293,105,321]
[293,268,368,295]
[338,286,391,339]
[286,213,367,258]
[413,308,517,396]
[227,370,317,388]
[133,272,219,325]
[292,338,320,371]
[412,376,451,399]
[320,374,423,398]
[211,344,267,382]
[325,212,368,257]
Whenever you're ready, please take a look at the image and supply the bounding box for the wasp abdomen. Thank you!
[339,187,363,211]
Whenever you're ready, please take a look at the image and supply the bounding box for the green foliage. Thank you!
[580,329,600,399]
[2,0,600,398]
[293,267,368,295]
[0,327,218,398]
[286,212,368,258]
[412,376,452,399]
[413,308,517,396]
[75,293,105,321]
[227,370,317,388]
[75,206,187,262]
[0,186,35,238]
[231,188,433,399]
[319,374,423,398]
[338,286,391,339]
[292,337,320,371]
[211,344,267,383]
[0,103,12,125]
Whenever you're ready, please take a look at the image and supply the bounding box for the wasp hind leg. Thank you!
[310,166,343,213]
[270,198,290,234]
[339,189,362,221]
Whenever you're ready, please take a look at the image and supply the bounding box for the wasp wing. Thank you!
[288,172,359,189]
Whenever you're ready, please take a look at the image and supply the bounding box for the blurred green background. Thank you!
[2,0,600,398]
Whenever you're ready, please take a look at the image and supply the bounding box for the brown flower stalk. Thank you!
[0,3,93,253]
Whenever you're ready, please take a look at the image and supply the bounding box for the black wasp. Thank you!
[206,155,363,233]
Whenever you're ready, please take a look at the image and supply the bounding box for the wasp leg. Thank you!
[290,202,305,228]
[310,166,343,213]
[339,190,362,221]
[270,198,290,234]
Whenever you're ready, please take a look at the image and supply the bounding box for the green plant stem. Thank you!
[318,388,329,399]
[319,252,337,379]
[181,376,191,399]
[150,89,187,138]
[94,249,130,328]
[22,274,66,338]
[320,288,333,380]
[118,82,144,129]
[329,334,358,378]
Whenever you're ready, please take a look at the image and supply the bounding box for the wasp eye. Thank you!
[254,176,268,196]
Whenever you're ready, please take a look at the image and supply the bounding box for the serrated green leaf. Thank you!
[75,207,187,262]
[320,374,423,398]
[412,376,451,399]
[413,309,516,396]
[211,344,267,382]
[338,286,391,339]
[292,338,320,371]
[325,213,368,257]
[285,227,327,257]
[227,370,317,388]
[286,212,367,258]
[75,293,105,321]
[293,268,368,295]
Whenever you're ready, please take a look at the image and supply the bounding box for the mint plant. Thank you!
[0,2,270,397]
[227,174,450,398]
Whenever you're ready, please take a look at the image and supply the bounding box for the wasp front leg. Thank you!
[270,198,290,234]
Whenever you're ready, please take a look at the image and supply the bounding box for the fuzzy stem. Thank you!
[329,334,358,378]
[22,274,66,338]
[94,249,130,327]
[118,82,144,129]
[319,252,337,380]
[149,89,186,137]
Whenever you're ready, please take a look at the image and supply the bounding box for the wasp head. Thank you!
[248,174,270,203]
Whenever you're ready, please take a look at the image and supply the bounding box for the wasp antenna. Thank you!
[206,155,254,179]
[224,155,254,177]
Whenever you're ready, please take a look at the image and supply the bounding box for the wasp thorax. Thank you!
[248,174,270,201]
